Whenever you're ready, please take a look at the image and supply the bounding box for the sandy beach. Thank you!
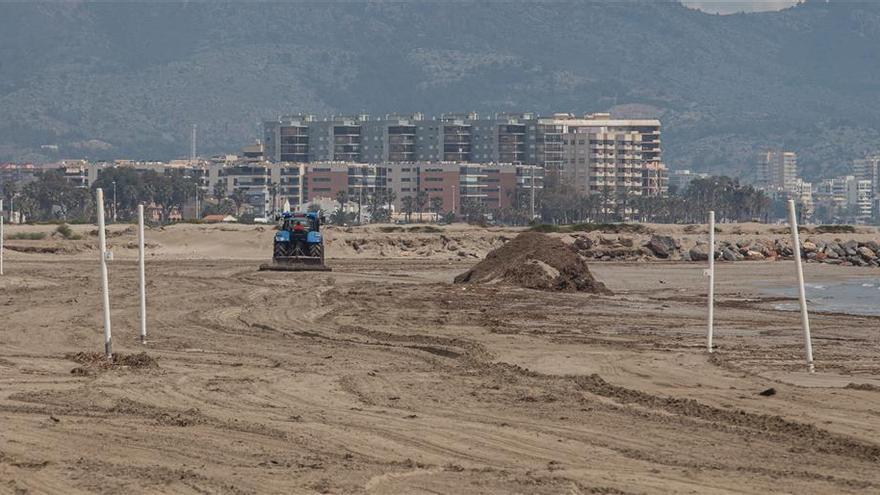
[1,223,879,494]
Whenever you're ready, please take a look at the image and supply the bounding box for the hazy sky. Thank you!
[683,0,802,14]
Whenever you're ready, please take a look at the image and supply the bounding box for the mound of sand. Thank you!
[454,232,611,293]
[66,351,158,371]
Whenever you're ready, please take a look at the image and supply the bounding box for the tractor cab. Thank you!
[281,212,319,233]
[260,211,330,272]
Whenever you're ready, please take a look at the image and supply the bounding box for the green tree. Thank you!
[415,190,428,223]
[385,189,397,221]
[401,196,414,223]
[2,181,17,221]
[230,188,248,217]
[21,169,84,221]
[367,190,390,223]
[335,189,348,209]
[213,181,227,201]
[430,196,444,222]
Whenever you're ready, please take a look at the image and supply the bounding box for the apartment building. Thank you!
[757,151,798,194]
[815,176,851,208]
[853,156,880,191]
[208,160,542,216]
[853,156,879,218]
[850,179,873,221]
[815,175,872,222]
[264,112,662,201]
[792,178,814,217]
[556,114,664,197]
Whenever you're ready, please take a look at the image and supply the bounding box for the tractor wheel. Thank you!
[309,244,323,261]
[273,243,286,259]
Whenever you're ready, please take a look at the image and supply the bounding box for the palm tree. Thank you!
[599,185,614,223]
[231,188,248,217]
[366,191,384,223]
[385,189,397,221]
[415,190,428,223]
[2,181,17,222]
[335,190,348,210]
[430,196,444,222]
[268,183,280,214]
[401,196,414,223]
[213,181,226,201]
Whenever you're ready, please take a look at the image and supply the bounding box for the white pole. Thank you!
[1,199,4,276]
[137,204,147,344]
[707,210,715,353]
[788,200,814,373]
[96,188,113,359]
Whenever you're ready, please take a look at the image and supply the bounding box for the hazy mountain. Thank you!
[1,0,879,180]
[683,0,801,14]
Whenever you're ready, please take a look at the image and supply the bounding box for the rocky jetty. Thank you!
[568,233,880,267]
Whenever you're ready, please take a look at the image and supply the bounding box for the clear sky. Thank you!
[682,0,802,14]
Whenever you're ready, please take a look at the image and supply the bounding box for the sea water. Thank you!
[766,279,880,316]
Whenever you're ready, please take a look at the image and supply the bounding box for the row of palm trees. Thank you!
[536,176,773,225]
[329,189,445,224]
[322,174,775,226]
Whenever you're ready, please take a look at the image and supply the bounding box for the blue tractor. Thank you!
[259,211,331,271]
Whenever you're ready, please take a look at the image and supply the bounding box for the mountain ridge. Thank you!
[1,0,878,180]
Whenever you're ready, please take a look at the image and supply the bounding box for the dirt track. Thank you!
[2,225,880,494]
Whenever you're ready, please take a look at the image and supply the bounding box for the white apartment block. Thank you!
[815,175,873,222]
[757,150,798,194]
[553,113,666,198]
[848,178,873,221]
[853,156,879,219]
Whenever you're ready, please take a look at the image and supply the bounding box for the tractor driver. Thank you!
[293,220,305,232]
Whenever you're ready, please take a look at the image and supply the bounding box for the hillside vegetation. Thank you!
[1,0,879,179]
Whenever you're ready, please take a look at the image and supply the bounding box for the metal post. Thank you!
[788,200,814,373]
[0,199,4,276]
[452,184,456,216]
[96,188,113,359]
[137,204,147,344]
[707,211,715,352]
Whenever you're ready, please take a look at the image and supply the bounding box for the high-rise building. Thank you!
[848,178,873,221]
[757,151,798,194]
[853,156,879,219]
[815,175,872,223]
[554,113,664,197]
[263,112,664,199]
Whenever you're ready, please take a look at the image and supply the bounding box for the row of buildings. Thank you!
[3,111,670,221]
[211,161,545,217]
[2,159,544,219]
[755,151,880,223]
[263,112,668,198]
